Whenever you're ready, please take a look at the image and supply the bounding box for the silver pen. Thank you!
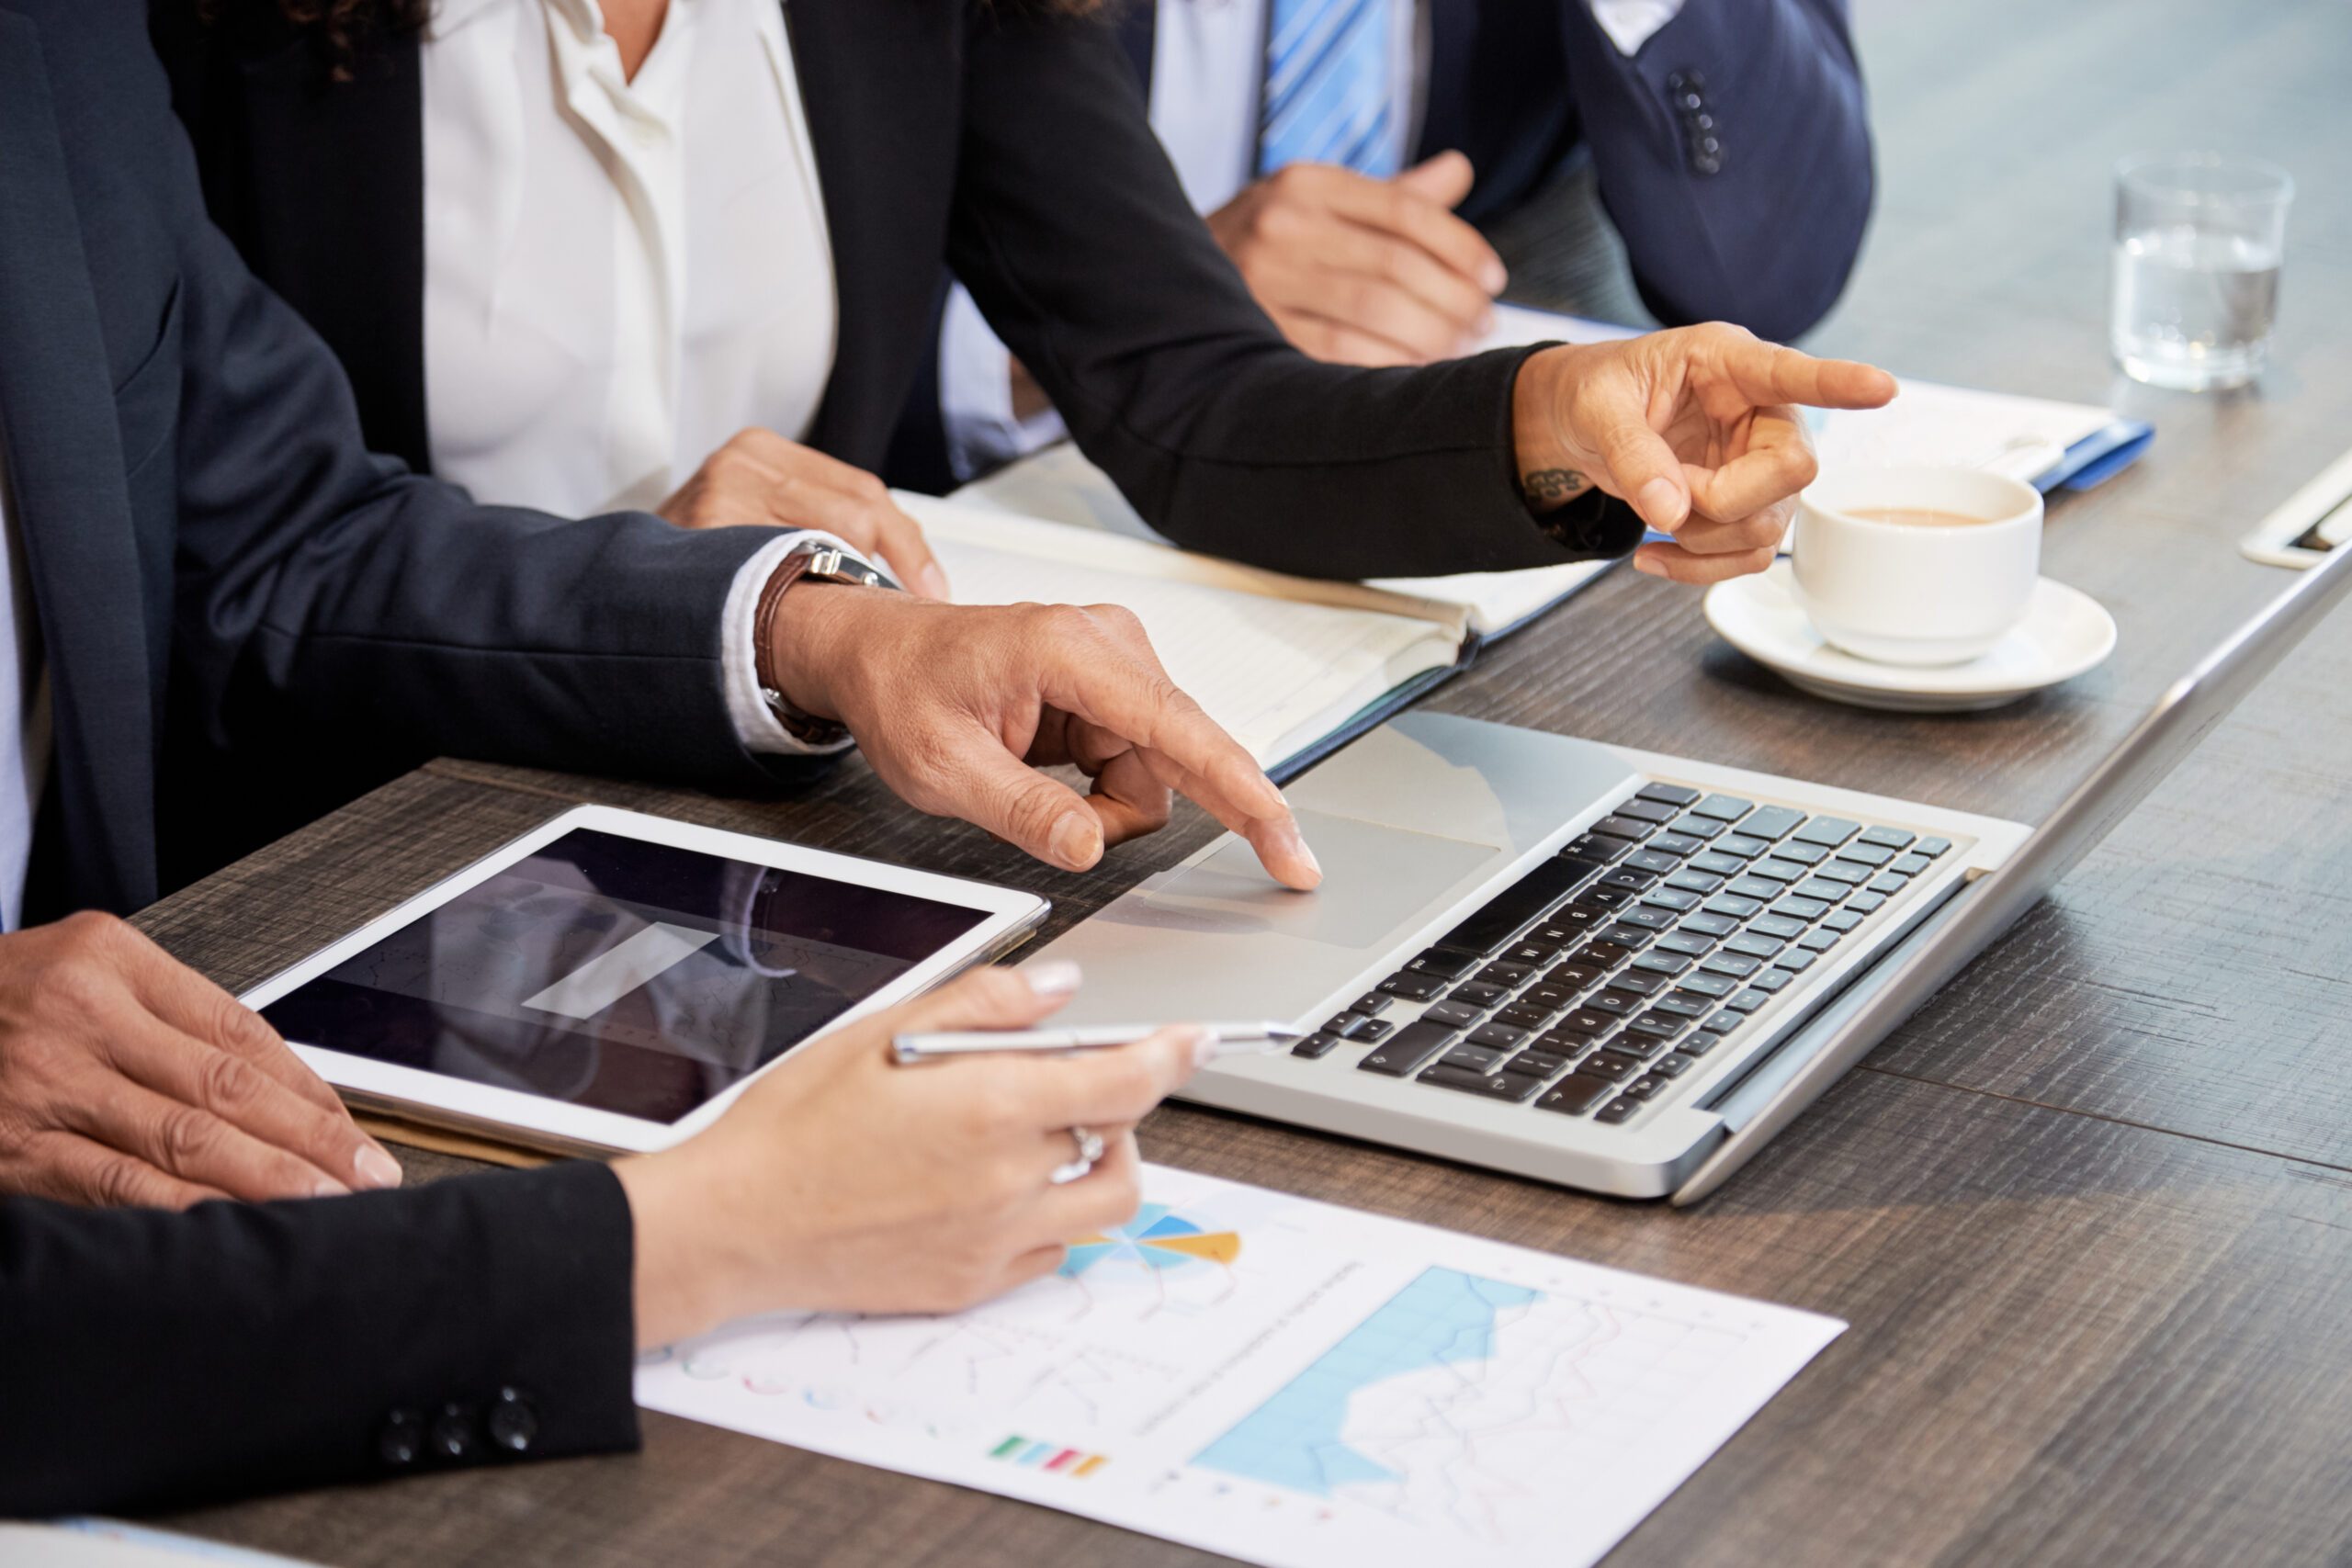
[891,1021,1303,1066]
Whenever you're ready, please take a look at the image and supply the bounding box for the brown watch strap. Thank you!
[752,549,853,748]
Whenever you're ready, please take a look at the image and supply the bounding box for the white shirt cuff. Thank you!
[939,282,1069,482]
[1588,0,1687,55]
[723,529,861,757]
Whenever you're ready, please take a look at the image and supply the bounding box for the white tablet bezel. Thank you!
[239,805,1049,1155]
[2239,443,2352,570]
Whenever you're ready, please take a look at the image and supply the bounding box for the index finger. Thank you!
[990,1026,1209,1130]
[1717,340,1898,412]
[1320,175,1507,295]
[119,925,350,1119]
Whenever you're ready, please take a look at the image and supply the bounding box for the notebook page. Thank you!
[1808,378,2117,481]
[906,505,1462,767]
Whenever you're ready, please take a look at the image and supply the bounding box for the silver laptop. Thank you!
[1032,536,2352,1203]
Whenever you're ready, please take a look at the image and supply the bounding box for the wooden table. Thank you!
[153,0,2352,1561]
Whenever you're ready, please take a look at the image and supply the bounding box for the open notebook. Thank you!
[898,493,1585,779]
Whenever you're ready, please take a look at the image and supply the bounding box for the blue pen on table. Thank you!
[891,1021,1302,1066]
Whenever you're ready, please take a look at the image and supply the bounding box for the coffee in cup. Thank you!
[1792,466,2042,666]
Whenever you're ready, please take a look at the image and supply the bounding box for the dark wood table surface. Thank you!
[150,0,2352,1561]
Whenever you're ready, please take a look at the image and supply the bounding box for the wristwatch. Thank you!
[752,538,900,748]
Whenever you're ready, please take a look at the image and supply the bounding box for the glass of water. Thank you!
[2110,153,2292,391]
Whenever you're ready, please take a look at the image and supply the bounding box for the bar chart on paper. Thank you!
[636,1167,1842,1568]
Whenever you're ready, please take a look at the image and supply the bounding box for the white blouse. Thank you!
[421,0,838,517]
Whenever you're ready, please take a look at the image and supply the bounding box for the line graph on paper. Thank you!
[1184,1266,1757,1543]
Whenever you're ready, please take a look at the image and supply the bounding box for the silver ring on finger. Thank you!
[1048,1124,1106,1186]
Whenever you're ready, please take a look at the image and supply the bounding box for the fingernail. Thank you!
[312,1177,350,1200]
[1638,478,1686,529]
[1273,817,1323,886]
[1632,556,1664,577]
[1182,1026,1220,1069]
[919,563,951,600]
[1025,959,1083,998]
[1049,812,1101,870]
[355,1145,403,1190]
[1480,258,1509,295]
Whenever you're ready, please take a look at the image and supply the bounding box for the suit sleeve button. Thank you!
[430,1403,479,1461]
[487,1387,541,1454]
[377,1408,424,1467]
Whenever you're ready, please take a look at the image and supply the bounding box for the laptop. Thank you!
[1031,537,2352,1202]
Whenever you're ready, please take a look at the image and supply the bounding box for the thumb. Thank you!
[955,739,1108,873]
[1395,150,1476,209]
[1590,400,1692,532]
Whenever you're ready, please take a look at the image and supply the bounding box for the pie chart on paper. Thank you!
[1061,1204,1243,1277]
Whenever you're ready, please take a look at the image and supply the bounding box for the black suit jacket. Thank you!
[1112,0,1873,345]
[153,0,1638,581]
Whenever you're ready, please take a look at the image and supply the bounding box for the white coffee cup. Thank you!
[1791,465,2043,666]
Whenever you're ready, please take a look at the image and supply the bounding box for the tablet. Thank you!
[241,806,1049,1155]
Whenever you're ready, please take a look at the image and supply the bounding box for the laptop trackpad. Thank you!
[1043,808,1505,1027]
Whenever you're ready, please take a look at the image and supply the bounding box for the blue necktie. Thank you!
[1257,0,1398,177]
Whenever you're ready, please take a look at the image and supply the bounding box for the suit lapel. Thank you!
[781,0,959,467]
[0,10,158,913]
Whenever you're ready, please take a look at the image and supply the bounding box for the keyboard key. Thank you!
[1467,1021,1530,1049]
[1575,886,1634,911]
[1646,831,1705,857]
[1811,861,1871,886]
[1689,852,1747,877]
[1743,805,1805,840]
[1377,971,1448,1001]
[1674,972,1739,999]
[1407,948,1480,980]
[1495,1005,1555,1032]
[1704,894,1765,920]
[1451,981,1510,1007]
[1822,910,1866,933]
[1577,941,1635,969]
[1357,1021,1457,1077]
[1892,852,1935,877]
[1476,961,1535,987]
[1649,992,1713,1020]
[1597,867,1659,895]
[1623,848,1680,875]
[1833,841,1896,869]
[1668,812,1728,840]
[1750,913,1807,941]
[1636,782,1703,807]
[1620,1075,1668,1101]
[1434,856,1596,957]
[1637,887,1702,914]
[1562,832,1631,864]
[1548,1010,1615,1039]
[1535,908,1609,944]
[1438,1043,1510,1073]
[1521,983,1577,1011]
[1654,930,1716,958]
[1798,928,1841,953]
[1627,1011,1689,1043]
[1750,968,1794,993]
[1324,1011,1370,1037]
[1748,860,1809,885]
[1424,999,1486,1028]
[1577,1051,1641,1081]
[1859,826,1916,851]
[1679,910,1740,937]
[1700,1010,1741,1033]
[1614,797,1681,826]
[1867,873,1910,896]
[1590,815,1657,841]
[1546,961,1603,990]
[1504,937,1565,965]
[1917,836,1953,858]
[1725,987,1771,1012]
[1726,876,1783,900]
[1725,931,1784,959]
[1291,1032,1341,1058]
[1594,1098,1643,1123]
[1421,1065,1547,1102]
[1714,832,1771,859]
[1351,994,1394,1017]
[1515,1048,1575,1077]
[1586,989,1645,1016]
[1679,1031,1722,1055]
[1774,951,1818,975]
[1630,951,1691,976]
[1700,952,1762,979]
[1665,869,1724,895]
[1845,891,1888,915]
[1358,1018,1395,1042]
[1770,896,1832,921]
[1607,972,1668,999]
[1789,820,1855,852]
[1691,794,1754,822]
[1536,1075,1615,1116]
[1793,878,1851,904]
[1773,840,1832,866]
[1594,926,1657,953]
[1617,903,1682,929]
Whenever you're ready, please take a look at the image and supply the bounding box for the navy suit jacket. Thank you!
[1114,0,1874,343]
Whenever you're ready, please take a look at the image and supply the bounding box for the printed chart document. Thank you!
[637,1163,1844,1568]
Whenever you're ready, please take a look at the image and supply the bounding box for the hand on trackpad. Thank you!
[1114,808,1499,950]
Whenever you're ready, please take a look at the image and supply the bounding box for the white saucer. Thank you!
[1702,562,2118,713]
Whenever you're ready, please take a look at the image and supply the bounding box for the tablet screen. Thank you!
[262,829,989,1123]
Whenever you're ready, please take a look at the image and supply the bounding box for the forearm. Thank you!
[1561,0,1873,341]
[0,1163,639,1516]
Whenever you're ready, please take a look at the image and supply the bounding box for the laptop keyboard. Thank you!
[1288,783,1954,1128]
